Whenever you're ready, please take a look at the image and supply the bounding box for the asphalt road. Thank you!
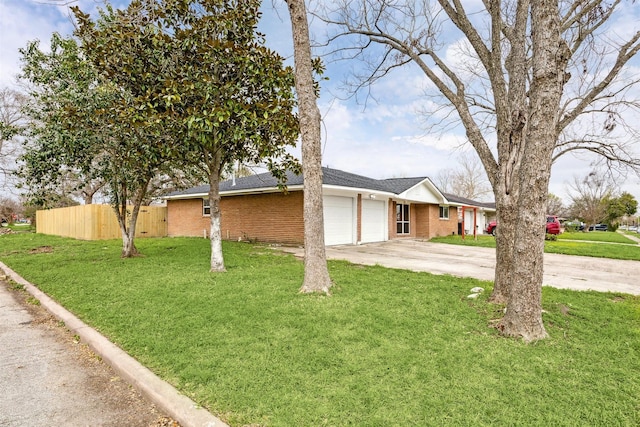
[282,239,640,295]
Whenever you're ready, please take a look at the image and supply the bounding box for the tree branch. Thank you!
[559,31,640,132]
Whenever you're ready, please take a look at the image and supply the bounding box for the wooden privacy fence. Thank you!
[36,204,167,240]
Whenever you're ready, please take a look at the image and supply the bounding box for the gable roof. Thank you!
[164,167,494,210]
[322,168,393,192]
[165,167,392,198]
[379,177,427,194]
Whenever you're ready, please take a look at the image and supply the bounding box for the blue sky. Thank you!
[1,0,639,206]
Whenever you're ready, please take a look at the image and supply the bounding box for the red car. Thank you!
[546,215,561,234]
[486,216,561,236]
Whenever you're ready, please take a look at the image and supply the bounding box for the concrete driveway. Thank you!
[283,239,640,295]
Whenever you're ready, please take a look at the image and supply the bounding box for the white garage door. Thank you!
[323,196,354,246]
[361,199,386,243]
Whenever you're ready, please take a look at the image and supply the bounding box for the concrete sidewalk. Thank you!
[0,263,228,427]
[281,239,640,295]
[619,230,640,244]
[0,280,166,426]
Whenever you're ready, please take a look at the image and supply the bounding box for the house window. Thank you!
[203,199,210,216]
[439,206,449,220]
[396,203,410,234]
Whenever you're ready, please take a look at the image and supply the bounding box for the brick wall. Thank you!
[167,198,210,238]
[389,202,458,240]
[416,204,458,238]
[388,200,397,238]
[167,191,304,244]
[413,204,431,238]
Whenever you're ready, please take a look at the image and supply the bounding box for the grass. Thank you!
[544,240,640,260]
[430,234,640,261]
[558,231,637,244]
[430,234,498,247]
[1,234,639,426]
[2,223,35,233]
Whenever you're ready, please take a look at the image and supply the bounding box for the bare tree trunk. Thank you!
[499,184,548,341]
[490,0,528,305]
[490,195,516,304]
[497,0,567,341]
[207,155,226,272]
[287,0,332,294]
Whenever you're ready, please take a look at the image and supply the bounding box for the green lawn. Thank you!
[2,223,35,233]
[430,234,640,261]
[431,234,498,247]
[1,234,639,426]
[558,231,637,244]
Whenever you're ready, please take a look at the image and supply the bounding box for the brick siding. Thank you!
[169,193,458,245]
[167,198,210,238]
[389,201,457,240]
[167,191,304,244]
[414,204,458,238]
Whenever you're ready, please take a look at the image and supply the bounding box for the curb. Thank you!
[0,261,229,427]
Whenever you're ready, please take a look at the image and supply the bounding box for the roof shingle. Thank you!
[165,167,493,209]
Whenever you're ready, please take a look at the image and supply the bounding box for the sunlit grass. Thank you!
[1,234,638,426]
[430,234,497,247]
[558,231,636,244]
[430,234,640,260]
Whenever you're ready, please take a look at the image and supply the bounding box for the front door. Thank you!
[396,203,410,235]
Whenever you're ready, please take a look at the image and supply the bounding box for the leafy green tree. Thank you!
[74,0,299,272]
[604,192,638,226]
[19,33,174,257]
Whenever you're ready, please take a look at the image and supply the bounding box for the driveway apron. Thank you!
[282,239,640,295]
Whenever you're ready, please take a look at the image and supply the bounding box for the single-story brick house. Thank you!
[164,167,495,245]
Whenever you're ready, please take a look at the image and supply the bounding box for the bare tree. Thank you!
[547,193,565,217]
[567,170,615,229]
[0,197,23,224]
[286,0,333,294]
[0,87,27,191]
[323,1,640,341]
[436,152,492,201]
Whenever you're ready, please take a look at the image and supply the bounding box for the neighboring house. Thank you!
[163,167,495,245]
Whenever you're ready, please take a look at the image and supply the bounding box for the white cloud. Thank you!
[0,1,71,87]
[392,133,469,151]
[321,100,354,133]
[321,134,459,180]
